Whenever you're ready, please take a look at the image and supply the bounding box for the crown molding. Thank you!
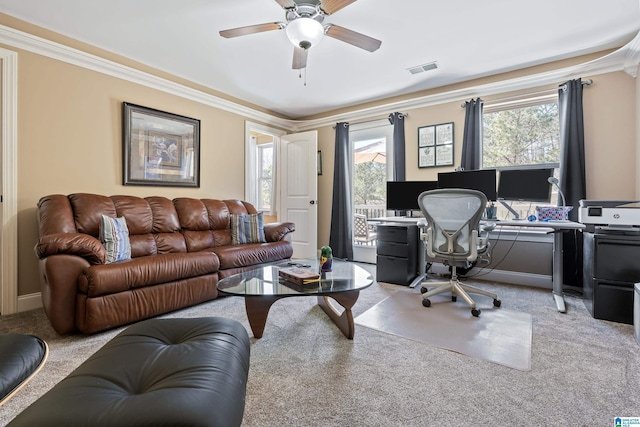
[296,42,639,130]
[0,24,637,133]
[623,31,640,77]
[0,24,300,131]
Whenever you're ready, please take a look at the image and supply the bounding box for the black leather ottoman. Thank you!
[8,317,250,427]
[0,334,48,405]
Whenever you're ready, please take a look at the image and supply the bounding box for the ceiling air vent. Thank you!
[407,61,438,75]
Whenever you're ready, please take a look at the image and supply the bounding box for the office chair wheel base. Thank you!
[451,295,457,302]
[493,299,501,307]
[471,308,481,317]
[422,299,431,308]
[420,286,428,294]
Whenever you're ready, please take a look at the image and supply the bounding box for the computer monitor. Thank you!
[497,168,554,202]
[437,169,498,201]
[386,181,439,211]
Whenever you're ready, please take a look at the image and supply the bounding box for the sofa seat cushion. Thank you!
[79,252,220,297]
[212,241,293,270]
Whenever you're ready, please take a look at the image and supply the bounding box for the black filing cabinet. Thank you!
[583,231,640,324]
[376,224,419,285]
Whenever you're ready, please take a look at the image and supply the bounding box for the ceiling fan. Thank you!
[219,0,382,70]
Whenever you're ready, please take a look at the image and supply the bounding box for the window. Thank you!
[257,143,274,212]
[482,96,561,216]
[245,122,285,216]
[482,98,560,169]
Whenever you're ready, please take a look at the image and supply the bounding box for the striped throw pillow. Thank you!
[230,212,266,244]
[99,215,131,263]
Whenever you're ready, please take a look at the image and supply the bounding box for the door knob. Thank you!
[309,200,316,205]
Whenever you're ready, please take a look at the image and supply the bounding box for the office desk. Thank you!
[371,217,585,313]
[491,220,585,313]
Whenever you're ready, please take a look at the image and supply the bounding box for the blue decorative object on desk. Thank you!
[486,203,497,219]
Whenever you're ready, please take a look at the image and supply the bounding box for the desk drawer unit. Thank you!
[376,224,419,285]
[583,232,640,324]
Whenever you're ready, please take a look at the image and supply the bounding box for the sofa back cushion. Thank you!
[69,194,116,235]
[173,198,259,252]
[37,194,79,235]
[174,198,222,252]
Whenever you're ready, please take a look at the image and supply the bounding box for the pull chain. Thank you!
[298,68,308,86]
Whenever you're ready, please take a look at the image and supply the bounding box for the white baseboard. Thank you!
[17,292,42,312]
[429,264,552,289]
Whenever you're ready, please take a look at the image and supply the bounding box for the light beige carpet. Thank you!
[355,288,532,371]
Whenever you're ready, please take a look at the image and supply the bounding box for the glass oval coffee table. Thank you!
[217,259,373,339]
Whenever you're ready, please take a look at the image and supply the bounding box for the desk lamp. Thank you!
[547,177,566,206]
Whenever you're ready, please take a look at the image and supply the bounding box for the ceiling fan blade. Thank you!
[325,24,381,52]
[274,0,296,9]
[292,46,308,69]
[320,0,358,15]
[219,22,283,38]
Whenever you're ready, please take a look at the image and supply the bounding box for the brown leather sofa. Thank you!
[35,193,295,334]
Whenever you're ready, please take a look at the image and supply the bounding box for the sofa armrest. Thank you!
[263,222,295,242]
[35,233,106,265]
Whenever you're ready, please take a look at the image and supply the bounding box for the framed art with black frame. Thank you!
[418,122,454,168]
[123,102,201,187]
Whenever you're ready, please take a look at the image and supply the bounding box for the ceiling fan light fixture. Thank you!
[286,17,324,49]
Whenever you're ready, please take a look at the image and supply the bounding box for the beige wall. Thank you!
[2,18,637,298]
[14,48,256,295]
[582,72,636,199]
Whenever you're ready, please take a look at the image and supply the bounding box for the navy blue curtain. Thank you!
[388,112,406,181]
[460,98,483,170]
[558,78,586,287]
[329,122,353,260]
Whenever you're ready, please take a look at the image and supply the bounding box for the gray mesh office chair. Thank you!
[417,189,501,317]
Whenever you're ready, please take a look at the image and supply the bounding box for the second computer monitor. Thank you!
[386,180,439,211]
[497,168,554,202]
[437,169,498,201]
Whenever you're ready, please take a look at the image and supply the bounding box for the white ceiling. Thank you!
[0,0,639,119]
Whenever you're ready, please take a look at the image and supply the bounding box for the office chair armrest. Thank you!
[420,226,437,259]
[477,222,495,250]
[467,230,479,262]
[481,221,496,233]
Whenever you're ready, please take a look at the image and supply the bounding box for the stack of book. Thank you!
[278,267,321,286]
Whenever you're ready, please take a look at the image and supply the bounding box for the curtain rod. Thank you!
[460,79,593,108]
[332,112,409,129]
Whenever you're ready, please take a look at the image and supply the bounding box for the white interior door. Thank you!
[279,131,318,259]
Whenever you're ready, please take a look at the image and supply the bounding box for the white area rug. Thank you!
[355,289,532,371]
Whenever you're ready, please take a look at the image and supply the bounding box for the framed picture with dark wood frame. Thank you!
[418,122,454,168]
[123,102,201,187]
